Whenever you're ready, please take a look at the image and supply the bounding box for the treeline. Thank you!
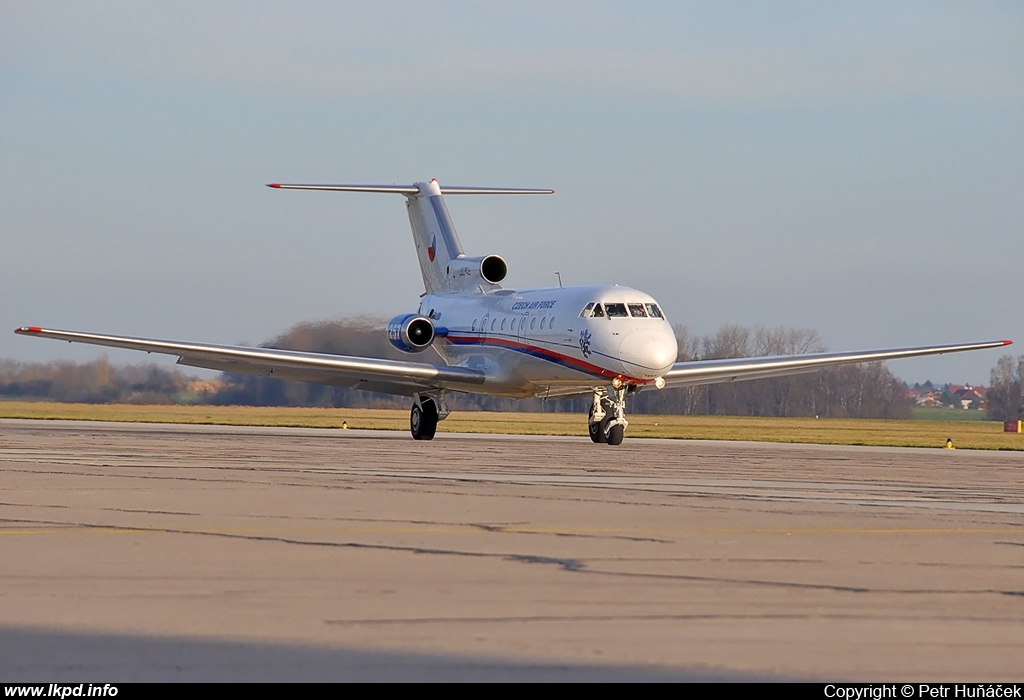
[0,358,192,404]
[988,354,1024,421]
[2,318,912,419]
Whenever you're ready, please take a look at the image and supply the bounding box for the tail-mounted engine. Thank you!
[446,254,507,287]
[386,313,437,353]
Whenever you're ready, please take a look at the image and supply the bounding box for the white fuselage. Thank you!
[419,284,678,398]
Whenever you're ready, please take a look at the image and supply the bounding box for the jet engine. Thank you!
[386,313,436,353]
[446,254,507,286]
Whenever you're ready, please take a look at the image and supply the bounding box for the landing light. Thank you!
[654,377,665,389]
[611,377,623,389]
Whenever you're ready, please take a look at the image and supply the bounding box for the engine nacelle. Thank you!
[446,254,508,287]
[386,313,436,353]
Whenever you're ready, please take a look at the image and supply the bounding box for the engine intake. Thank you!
[387,314,436,353]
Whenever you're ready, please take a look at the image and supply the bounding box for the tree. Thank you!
[987,355,1024,421]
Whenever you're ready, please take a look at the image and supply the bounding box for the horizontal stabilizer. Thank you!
[267,183,553,195]
[268,178,552,294]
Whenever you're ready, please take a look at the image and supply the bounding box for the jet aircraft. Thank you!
[17,179,1012,445]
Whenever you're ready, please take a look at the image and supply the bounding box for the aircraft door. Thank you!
[517,312,530,344]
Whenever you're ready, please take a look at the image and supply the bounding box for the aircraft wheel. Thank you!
[588,406,606,443]
[606,423,624,446]
[410,400,438,440]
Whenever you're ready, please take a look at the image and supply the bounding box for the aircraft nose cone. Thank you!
[618,328,677,378]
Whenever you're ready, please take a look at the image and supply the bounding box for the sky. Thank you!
[2,1,1021,385]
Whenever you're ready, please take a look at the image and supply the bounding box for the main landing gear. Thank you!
[410,392,449,440]
[587,384,630,446]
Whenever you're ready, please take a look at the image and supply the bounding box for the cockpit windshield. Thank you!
[582,301,664,319]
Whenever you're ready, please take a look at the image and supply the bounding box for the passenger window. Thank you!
[628,303,647,318]
[472,319,477,331]
[491,319,497,331]
[645,304,664,319]
[530,317,536,330]
[604,303,628,317]
[501,318,507,331]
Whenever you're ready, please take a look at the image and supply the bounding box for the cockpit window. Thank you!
[628,303,647,318]
[579,302,595,318]
[645,303,664,319]
[604,303,628,317]
[592,303,604,317]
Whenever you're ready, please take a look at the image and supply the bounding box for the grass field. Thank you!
[911,407,991,421]
[2,401,1022,450]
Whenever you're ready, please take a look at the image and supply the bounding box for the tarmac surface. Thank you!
[1,418,1023,681]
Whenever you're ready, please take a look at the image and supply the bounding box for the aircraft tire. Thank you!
[606,424,624,446]
[410,400,438,440]
[588,406,606,443]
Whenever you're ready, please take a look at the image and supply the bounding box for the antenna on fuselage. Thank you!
[555,272,563,288]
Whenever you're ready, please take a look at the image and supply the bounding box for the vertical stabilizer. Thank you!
[406,180,465,293]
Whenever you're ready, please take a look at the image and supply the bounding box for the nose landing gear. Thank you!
[587,385,629,446]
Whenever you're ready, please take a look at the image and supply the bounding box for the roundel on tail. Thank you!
[427,234,436,262]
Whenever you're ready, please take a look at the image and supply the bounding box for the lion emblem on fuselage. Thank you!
[579,328,592,358]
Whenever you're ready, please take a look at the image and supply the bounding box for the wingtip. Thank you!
[16,326,42,334]
[1004,340,1014,346]
[266,183,281,188]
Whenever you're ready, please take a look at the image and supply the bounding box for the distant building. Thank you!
[951,384,986,410]
[913,391,945,408]
[907,384,987,410]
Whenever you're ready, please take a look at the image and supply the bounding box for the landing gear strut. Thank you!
[587,385,629,446]
[410,392,449,441]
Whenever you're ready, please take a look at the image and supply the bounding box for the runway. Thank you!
[2,419,1023,681]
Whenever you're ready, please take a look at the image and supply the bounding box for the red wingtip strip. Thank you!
[1004,340,1014,346]
[17,326,42,333]
[267,183,281,188]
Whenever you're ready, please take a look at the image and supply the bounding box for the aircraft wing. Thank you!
[14,326,487,395]
[661,340,1012,388]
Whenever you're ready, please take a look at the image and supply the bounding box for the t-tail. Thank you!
[267,179,553,294]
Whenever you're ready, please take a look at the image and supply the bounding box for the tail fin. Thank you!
[268,179,552,293]
[405,179,465,292]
